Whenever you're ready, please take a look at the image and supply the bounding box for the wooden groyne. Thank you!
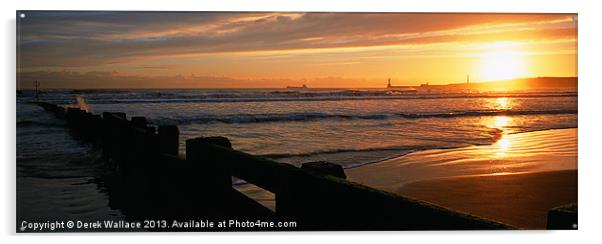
[32,101,516,230]
[547,203,578,230]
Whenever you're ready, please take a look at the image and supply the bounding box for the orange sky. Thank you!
[17,12,577,88]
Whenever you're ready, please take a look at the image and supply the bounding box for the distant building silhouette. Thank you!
[386,78,414,90]
[286,84,307,89]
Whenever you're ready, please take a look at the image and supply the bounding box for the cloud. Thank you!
[17,12,576,69]
[137,65,174,70]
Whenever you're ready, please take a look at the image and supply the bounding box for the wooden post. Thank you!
[146,125,156,135]
[301,161,347,179]
[112,112,126,120]
[90,114,102,139]
[101,112,128,159]
[158,125,179,156]
[66,107,86,135]
[547,203,577,230]
[66,107,82,123]
[185,136,233,194]
[131,116,147,128]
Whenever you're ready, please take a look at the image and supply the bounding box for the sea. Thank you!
[16,88,577,220]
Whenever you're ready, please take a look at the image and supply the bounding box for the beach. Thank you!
[14,10,581,232]
[17,89,578,227]
[347,128,577,229]
[397,170,576,229]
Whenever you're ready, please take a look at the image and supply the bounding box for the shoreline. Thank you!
[343,126,577,171]
[346,127,577,228]
[347,127,577,189]
[237,127,577,215]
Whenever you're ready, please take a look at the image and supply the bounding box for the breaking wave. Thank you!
[151,109,578,125]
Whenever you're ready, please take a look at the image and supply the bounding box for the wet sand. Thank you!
[237,128,577,228]
[398,170,577,229]
[347,128,578,229]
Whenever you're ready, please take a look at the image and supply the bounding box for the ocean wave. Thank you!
[20,90,577,105]
[83,92,577,104]
[151,109,577,125]
[253,126,575,171]
[255,138,501,169]
[397,109,578,119]
[150,112,389,125]
[256,144,458,163]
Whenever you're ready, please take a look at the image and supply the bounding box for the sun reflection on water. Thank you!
[494,116,511,129]
[485,97,514,111]
[496,97,510,109]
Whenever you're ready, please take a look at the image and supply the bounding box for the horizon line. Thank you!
[16,76,578,90]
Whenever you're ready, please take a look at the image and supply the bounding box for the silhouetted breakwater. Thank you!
[32,101,516,231]
[547,203,578,230]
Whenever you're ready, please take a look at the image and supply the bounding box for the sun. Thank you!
[478,42,528,82]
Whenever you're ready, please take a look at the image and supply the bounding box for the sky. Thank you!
[17,12,577,88]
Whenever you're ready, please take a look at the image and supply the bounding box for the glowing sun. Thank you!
[478,42,528,81]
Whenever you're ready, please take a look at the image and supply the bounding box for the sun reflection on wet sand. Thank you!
[486,115,513,162]
[347,128,578,189]
[494,136,511,158]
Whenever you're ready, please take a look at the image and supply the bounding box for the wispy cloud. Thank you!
[18,12,576,69]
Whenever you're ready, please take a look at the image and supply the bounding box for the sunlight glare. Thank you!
[478,42,528,82]
[496,97,511,109]
[494,116,511,128]
[494,136,511,158]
